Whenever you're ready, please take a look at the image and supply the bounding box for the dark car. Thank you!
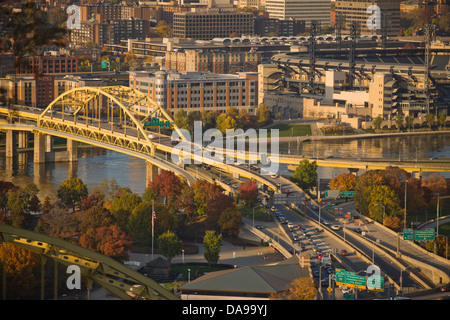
[353,228,362,234]
[340,249,348,256]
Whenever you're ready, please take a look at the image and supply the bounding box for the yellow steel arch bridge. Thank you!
[0,224,179,300]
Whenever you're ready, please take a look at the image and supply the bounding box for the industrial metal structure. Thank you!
[0,224,179,300]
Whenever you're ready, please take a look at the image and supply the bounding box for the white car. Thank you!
[331,225,341,231]
[271,174,279,179]
[147,134,155,139]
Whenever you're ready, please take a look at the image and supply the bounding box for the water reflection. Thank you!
[0,134,449,202]
[0,148,147,202]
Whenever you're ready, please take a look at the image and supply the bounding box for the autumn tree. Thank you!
[157,230,183,262]
[426,113,435,129]
[384,216,403,232]
[238,180,259,207]
[36,205,77,239]
[78,225,132,260]
[76,206,115,234]
[354,170,384,214]
[144,170,185,209]
[0,243,40,299]
[256,103,271,127]
[271,277,317,300]
[57,178,89,211]
[203,230,222,266]
[218,206,242,237]
[329,173,356,192]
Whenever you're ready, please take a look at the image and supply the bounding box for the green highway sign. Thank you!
[143,118,171,128]
[403,228,415,241]
[367,276,384,292]
[326,205,333,210]
[339,191,355,197]
[343,293,355,300]
[101,60,108,68]
[403,228,435,241]
[335,269,346,286]
[345,271,367,290]
[415,228,435,241]
[335,269,366,290]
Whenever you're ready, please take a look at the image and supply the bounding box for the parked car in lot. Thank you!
[288,223,294,231]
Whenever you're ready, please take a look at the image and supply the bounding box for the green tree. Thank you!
[426,113,435,129]
[291,160,318,195]
[366,185,402,223]
[174,109,191,133]
[157,230,183,262]
[372,115,383,132]
[438,112,446,129]
[57,178,89,211]
[203,230,222,266]
[395,114,403,132]
[126,201,155,246]
[405,114,415,131]
[110,192,142,231]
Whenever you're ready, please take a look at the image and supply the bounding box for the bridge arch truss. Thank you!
[38,86,185,157]
[0,224,179,300]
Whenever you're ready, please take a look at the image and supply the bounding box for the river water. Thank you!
[0,133,449,201]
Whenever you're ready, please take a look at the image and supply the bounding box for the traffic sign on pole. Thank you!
[403,229,415,241]
[339,191,355,197]
[415,228,435,241]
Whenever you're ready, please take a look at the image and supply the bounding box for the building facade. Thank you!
[16,55,78,75]
[335,0,401,36]
[265,0,331,27]
[254,16,306,36]
[129,70,259,116]
[69,17,150,47]
[172,10,254,39]
[165,49,262,73]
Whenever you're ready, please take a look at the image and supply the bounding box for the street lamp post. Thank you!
[434,193,440,254]
[404,180,408,230]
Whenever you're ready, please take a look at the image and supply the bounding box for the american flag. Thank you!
[152,210,156,238]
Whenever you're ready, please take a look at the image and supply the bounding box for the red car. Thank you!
[340,249,348,256]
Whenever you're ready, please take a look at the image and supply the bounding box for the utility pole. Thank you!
[348,21,361,89]
[424,24,436,114]
[404,180,408,230]
[435,193,439,254]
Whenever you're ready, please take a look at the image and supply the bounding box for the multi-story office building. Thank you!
[254,16,306,36]
[79,4,154,22]
[165,49,262,73]
[335,0,401,36]
[16,55,78,75]
[69,16,150,47]
[129,70,259,116]
[265,0,331,27]
[172,9,254,39]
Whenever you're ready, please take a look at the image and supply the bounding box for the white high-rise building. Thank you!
[265,0,331,27]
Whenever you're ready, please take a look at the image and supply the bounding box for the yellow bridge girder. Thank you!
[0,224,179,300]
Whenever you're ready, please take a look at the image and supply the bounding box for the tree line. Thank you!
[0,171,260,298]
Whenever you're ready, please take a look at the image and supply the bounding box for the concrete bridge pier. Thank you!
[67,139,78,162]
[34,132,46,163]
[5,130,16,158]
[146,161,159,187]
[45,135,53,152]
